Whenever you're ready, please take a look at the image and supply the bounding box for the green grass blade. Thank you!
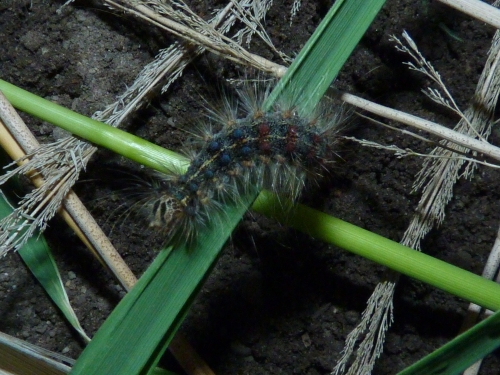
[253,190,500,311]
[17,233,91,343]
[265,0,386,112]
[397,309,500,375]
[0,188,90,342]
[0,151,89,342]
[0,80,188,175]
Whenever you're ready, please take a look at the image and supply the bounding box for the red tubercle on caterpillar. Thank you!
[285,125,299,153]
[257,122,272,153]
[259,140,272,153]
[285,141,296,153]
[258,122,270,136]
[311,134,322,144]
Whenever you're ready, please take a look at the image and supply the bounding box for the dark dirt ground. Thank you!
[1,0,500,374]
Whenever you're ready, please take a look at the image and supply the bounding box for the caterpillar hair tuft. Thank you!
[136,79,345,247]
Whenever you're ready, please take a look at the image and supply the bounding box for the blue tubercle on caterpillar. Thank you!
[141,82,343,246]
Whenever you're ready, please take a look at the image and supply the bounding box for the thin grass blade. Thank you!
[253,190,500,311]
[17,232,91,343]
[0,189,90,342]
[397,309,500,375]
[0,150,89,342]
[0,80,188,175]
[266,0,386,112]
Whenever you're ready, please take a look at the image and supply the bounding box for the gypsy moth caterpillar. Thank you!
[137,79,344,246]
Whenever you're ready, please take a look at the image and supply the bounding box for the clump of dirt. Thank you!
[0,0,499,374]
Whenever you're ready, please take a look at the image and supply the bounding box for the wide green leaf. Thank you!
[70,195,252,374]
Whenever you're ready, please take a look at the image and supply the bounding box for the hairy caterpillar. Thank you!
[136,82,343,246]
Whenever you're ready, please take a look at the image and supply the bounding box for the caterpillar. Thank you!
[136,81,343,246]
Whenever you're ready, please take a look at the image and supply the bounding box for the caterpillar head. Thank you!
[149,193,202,247]
[149,195,183,233]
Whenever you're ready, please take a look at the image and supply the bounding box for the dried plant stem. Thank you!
[338,91,500,162]
[334,24,500,374]
[0,330,73,373]
[437,0,500,29]
[169,336,216,375]
[103,0,286,77]
[97,0,500,165]
[461,228,500,375]
[94,1,236,125]
[344,135,500,169]
[0,91,137,289]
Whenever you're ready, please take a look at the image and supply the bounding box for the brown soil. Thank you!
[1,0,500,374]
